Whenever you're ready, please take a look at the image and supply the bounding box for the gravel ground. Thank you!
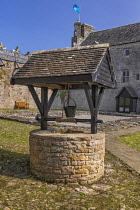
[0,110,139,132]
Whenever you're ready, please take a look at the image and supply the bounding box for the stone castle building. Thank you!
[70,21,140,114]
[1,21,140,114]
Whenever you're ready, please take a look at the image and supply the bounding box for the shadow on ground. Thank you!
[0,149,31,179]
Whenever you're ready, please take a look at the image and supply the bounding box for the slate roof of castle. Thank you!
[81,22,140,46]
[12,44,109,79]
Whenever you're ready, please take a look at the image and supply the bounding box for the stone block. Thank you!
[76,161,85,166]
[94,145,103,152]
[75,168,89,175]
[54,169,62,174]
[70,174,82,179]
[61,166,75,175]
[43,147,51,152]
[51,146,63,153]
[38,152,46,160]
[79,180,88,185]
[76,149,89,153]
[55,179,66,184]
[66,178,78,184]
[44,140,52,147]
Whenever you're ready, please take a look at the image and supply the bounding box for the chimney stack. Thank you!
[71,21,94,47]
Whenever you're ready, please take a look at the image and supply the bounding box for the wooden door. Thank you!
[119,97,131,113]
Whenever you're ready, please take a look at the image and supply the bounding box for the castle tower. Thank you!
[71,21,94,47]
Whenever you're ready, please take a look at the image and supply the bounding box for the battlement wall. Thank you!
[0,48,30,64]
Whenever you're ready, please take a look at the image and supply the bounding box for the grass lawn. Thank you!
[0,119,140,210]
[117,132,140,151]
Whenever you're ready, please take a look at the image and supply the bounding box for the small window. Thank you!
[122,71,129,83]
[136,74,139,80]
[125,49,130,56]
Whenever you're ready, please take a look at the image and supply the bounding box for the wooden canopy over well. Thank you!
[10,44,115,133]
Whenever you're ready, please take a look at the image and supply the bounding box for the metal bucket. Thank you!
[64,99,76,117]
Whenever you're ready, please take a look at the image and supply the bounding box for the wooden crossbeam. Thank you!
[36,116,103,124]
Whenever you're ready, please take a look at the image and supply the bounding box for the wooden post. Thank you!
[97,87,105,110]
[91,85,98,134]
[41,87,48,130]
[83,83,98,134]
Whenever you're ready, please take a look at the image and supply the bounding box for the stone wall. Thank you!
[99,42,140,113]
[0,59,40,109]
[29,130,105,184]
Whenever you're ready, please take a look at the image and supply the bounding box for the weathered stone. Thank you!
[76,149,89,153]
[55,179,66,184]
[54,169,62,174]
[75,186,98,195]
[66,178,78,184]
[61,166,75,175]
[92,184,112,191]
[30,131,105,184]
[75,168,89,175]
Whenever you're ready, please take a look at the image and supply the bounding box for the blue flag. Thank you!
[73,4,80,14]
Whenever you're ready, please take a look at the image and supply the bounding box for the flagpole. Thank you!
[79,13,80,22]
[73,4,81,21]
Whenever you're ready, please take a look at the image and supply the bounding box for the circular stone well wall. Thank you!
[29,130,105,185]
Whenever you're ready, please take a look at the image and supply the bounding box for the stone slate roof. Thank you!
[116,86,138,98]
[81,22,140,46]
[12,44,109,78]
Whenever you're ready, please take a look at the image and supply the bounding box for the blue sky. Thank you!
[1,0,140,54]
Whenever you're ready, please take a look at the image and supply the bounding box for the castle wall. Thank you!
[0,60,39,109]
[100,42,140,113]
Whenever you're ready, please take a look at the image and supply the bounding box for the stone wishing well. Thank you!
[30,131,105,184]
[11,44,115,184]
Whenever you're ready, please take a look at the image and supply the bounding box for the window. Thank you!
[122,71,129,83]
[125,49,130,56]
[136,74,139,80]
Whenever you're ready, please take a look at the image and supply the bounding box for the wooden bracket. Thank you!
[28,85,43,115]
[83,82,94,116]
[47,89,58,113]
[28,85,58,130]
[83,83,105,134]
